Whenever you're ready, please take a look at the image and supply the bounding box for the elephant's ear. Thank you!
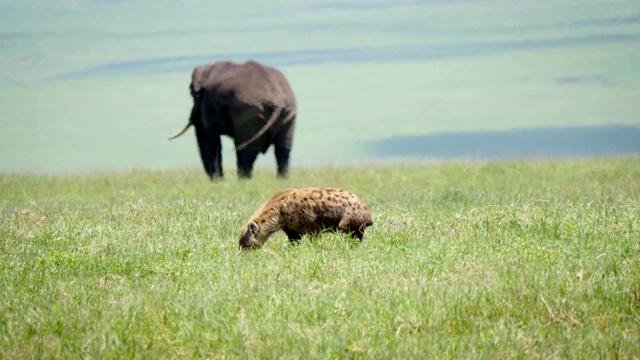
[191,66,207,94]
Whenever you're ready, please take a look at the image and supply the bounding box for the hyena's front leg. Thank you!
[283,228,302,245]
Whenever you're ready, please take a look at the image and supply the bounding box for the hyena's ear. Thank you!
[248,221,259,235]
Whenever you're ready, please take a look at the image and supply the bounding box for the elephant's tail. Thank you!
[168,122,192,140]
[236,107,283,151]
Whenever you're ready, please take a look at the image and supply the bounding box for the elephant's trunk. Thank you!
[168,122,192,140]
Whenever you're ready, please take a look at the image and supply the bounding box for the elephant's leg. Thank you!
[274,120,295,178]
[195,124,223,179]
[236,147,260,179]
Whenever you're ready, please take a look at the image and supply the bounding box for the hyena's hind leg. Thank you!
[283,228,302,245]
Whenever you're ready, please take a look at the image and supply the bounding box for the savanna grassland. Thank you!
[1,158,639,358]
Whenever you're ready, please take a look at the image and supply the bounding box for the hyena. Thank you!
[239,187,373,249]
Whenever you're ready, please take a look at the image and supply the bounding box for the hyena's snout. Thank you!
[239,233,262,250]
[239,240,261,250]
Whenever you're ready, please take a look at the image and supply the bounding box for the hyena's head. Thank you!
[239,220,262,250]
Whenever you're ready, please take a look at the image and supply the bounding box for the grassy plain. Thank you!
[1,158,639,358]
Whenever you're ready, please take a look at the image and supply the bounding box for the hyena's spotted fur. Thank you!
[239,187,373,249]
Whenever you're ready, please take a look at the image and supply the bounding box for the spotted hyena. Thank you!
[239,187,373,249]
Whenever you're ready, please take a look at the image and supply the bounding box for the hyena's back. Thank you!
[276,187,372,236]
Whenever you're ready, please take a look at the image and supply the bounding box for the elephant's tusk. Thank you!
[168,122,192,140]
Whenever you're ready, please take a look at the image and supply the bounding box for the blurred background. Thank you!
[1,0,639,174]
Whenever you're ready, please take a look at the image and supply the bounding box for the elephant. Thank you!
[169,60,297,179]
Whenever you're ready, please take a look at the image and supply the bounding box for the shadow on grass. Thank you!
[364,125,640,160]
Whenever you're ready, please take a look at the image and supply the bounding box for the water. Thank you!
[365,125,640,160]
[1,1,639,174]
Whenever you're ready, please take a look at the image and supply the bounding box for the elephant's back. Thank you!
[232,61,296,108]
[203,62,246,90]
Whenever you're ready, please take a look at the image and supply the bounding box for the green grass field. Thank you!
[1,158,639,358]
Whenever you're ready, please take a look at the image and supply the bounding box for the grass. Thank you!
[1,158,639,358]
